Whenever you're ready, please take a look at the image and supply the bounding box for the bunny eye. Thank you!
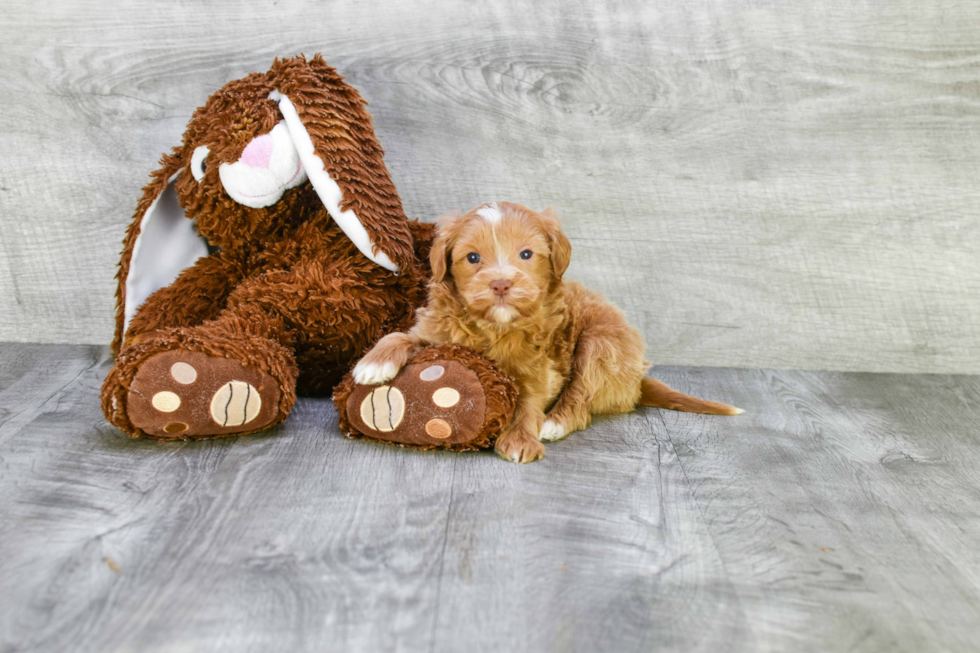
[190,145,210,182]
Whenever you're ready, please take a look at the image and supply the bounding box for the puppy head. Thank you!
[430,202,571,324]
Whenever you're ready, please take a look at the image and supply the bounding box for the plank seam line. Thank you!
[0,347,102,445]
[652,407,756,633]
[427,454,458,653]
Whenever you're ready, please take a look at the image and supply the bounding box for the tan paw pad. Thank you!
[419,365,445,381]
[170,362,198,384]
[128,350,281,439]
[425,418,452,439]
[432,387,460,408]
[210,381,262,427]
[164,422,189,435]
[151,391,181,412]
[360,385,405,432]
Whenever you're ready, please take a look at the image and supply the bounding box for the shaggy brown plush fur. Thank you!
[353,202,742,463]
[100,55,510,442]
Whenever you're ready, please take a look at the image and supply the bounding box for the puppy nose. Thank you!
[490,279,512,296]
[240,133,274,169]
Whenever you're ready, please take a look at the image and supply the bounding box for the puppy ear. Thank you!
[429,211,462,283]
[113,149,209,353]
[269,54,414,273]
[540,207,571,279]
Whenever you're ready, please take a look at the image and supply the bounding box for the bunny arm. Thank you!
[122,249,252,348]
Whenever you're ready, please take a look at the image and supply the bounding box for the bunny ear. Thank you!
[111,152,208,353]
[269,54,415,273]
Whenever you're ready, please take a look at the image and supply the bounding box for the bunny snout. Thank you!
[240,133,274,169]
[218,121,308,209]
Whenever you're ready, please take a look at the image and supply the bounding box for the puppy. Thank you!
[353,202,741,463]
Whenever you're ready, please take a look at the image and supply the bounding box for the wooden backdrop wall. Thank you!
[1,0,978,374]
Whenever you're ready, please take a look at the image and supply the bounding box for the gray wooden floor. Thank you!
[1,343,979,652]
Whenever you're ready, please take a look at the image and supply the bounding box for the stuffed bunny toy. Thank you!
[101,54,515,449]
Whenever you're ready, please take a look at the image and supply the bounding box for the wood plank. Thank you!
[4,345,980,651]
[0,342,79,392]
[429,409,753,652]
[0,343,754,652]
[654,365,980,652]
[0,347,457,652]
[0,343,105,444]
[2,1,980,372]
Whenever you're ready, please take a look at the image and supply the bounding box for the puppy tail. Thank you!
[638,377,743,416]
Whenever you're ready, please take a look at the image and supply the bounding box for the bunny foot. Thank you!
[124,350,282,440]
[334,344,518,451]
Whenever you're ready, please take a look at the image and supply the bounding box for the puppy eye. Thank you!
[520,249,533,260]
[190,145,210,182]
[466,253,481,264]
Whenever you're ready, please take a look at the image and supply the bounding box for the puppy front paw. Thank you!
[538,419,567,442]
[495,429,545,464]
[353,359,401,385]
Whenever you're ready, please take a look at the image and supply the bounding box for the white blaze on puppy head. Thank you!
[476,202,503,224]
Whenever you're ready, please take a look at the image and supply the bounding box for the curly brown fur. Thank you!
[353,202,742,463]
[103,55,431,439]
[111,54,418,356]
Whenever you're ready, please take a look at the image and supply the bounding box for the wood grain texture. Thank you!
[1,0,979,373]
[655,364,980,652]
[429,410,751,652]
[2,344,980,651]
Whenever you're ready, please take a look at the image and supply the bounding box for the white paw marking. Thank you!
[419,365,445,381]
[209,381,261,427]
[382,362,399,381]
[151,391,181,413]
[495,444,522,463]
[432,387,460,408]
[352,361,376,385]
[170,362,197,384]
[353,360,400,385]
[539,420,565,442]
[476,202,502,223]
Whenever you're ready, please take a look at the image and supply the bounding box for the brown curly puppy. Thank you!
[354,201,742,463]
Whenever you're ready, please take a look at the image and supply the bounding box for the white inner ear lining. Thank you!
[124,173,209,333]
[269,90,398,274]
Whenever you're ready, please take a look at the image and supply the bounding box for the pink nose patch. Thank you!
[240,133,274,169]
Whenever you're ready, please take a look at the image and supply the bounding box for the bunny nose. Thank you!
[490,279,512,296]
[240,133,274,169]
